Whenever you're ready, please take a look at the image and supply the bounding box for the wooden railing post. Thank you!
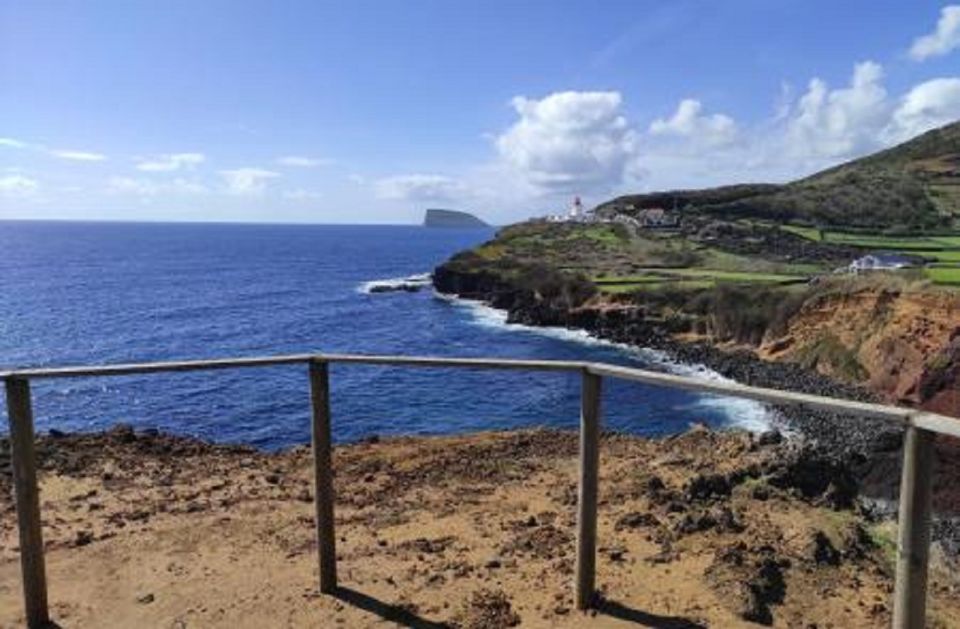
[5,377,50,628]
[308,360,337,594]
[893,425,934,629]
[575,370,601,610]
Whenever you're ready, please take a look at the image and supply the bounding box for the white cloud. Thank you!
[495,91,638,193]
[0,174,39,197]
[773,81,795,122]
[649,99,737,145]
[220,168,280,195]
[136,153,205,172]
[107,176,158,196]
[168,178,209,195]
[0,137,106,161]
[50,149,106,162]
[784,61,889,160]
[910,5,960,61]
[374,174,466,202]
[629,62,960,190]
[885,77,960,142]
[276,156,331,167]
[107,176,208,196]
[283,188,323,200]
[0,137,28,149]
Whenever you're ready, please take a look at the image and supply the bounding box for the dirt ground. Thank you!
[2,426,959,628]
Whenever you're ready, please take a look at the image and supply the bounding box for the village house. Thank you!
[848,253,917,273]
[636,207,679,228]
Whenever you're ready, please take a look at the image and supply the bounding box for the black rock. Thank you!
[808,531,841,566]
[756,430,783,446]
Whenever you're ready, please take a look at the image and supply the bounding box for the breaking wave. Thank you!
[438,292,775,432]
[358,272,432,294]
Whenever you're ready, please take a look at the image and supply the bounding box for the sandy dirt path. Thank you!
[2,427,959,628]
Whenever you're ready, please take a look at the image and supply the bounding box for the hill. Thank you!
[424,208,489,228]
[597,120,960,232]
[432,121,960,411]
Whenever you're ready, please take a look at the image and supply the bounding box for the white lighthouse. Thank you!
[567,196,584,221]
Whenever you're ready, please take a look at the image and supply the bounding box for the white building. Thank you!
[848,253,916,273]
[546,196,597,223]
[567,196,584,221]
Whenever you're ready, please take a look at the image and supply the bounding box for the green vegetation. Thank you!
[597,120,960,231]
[914,250,960,262]
[643,268,804,282]
[436,122,960,377]
[473,243,506,260]
[683,283,813,344]
[695,248,822,275]
[445,122,960,335]
[783,227,960,251]
[781,224,960,287]
[593,268,806,295]
[578,224,629,245]
[598,280,718,294]
[865,523,898,570]
[795,333,868,381]
[925,266,960,285]
[780,225,823,241]
[460,218,830,303]
[818,233,943,249]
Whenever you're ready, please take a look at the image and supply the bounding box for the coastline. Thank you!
[430,268,895,459]
[430,268,960,555]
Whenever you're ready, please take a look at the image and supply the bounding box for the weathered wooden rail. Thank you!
[3,353,958,628]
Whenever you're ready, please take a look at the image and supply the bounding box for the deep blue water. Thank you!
[0,221,770,449]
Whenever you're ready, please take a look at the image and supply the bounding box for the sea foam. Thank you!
[437,292,776,432]
[358,272,433,294]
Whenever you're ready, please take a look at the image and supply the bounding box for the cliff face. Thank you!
[761,287,960,413]
[435,258,960,415]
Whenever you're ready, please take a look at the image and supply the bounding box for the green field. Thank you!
[594,268,808,294]
[597,279,716,293]
[914,250,960,262]
[594,274,665,284]
[925,267,960,285]
[782,225,960,251]
[780,225,823,241]
[780,224,960,286]
[821,233,946,250]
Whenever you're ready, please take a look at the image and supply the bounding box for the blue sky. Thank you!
[2,1,960,224]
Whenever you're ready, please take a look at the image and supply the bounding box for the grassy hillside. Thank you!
[597,120,960,231]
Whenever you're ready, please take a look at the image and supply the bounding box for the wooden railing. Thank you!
[3,353,959,629]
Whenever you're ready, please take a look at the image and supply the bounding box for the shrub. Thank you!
[634,284,812,346]
[514,264,596,307]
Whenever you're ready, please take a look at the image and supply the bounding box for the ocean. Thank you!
[0,221,770,449]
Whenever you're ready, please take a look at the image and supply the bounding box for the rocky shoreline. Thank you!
[431,265,894,458]
[432,265,960,556]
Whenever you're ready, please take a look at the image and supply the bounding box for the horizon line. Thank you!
[0,217,502,228]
